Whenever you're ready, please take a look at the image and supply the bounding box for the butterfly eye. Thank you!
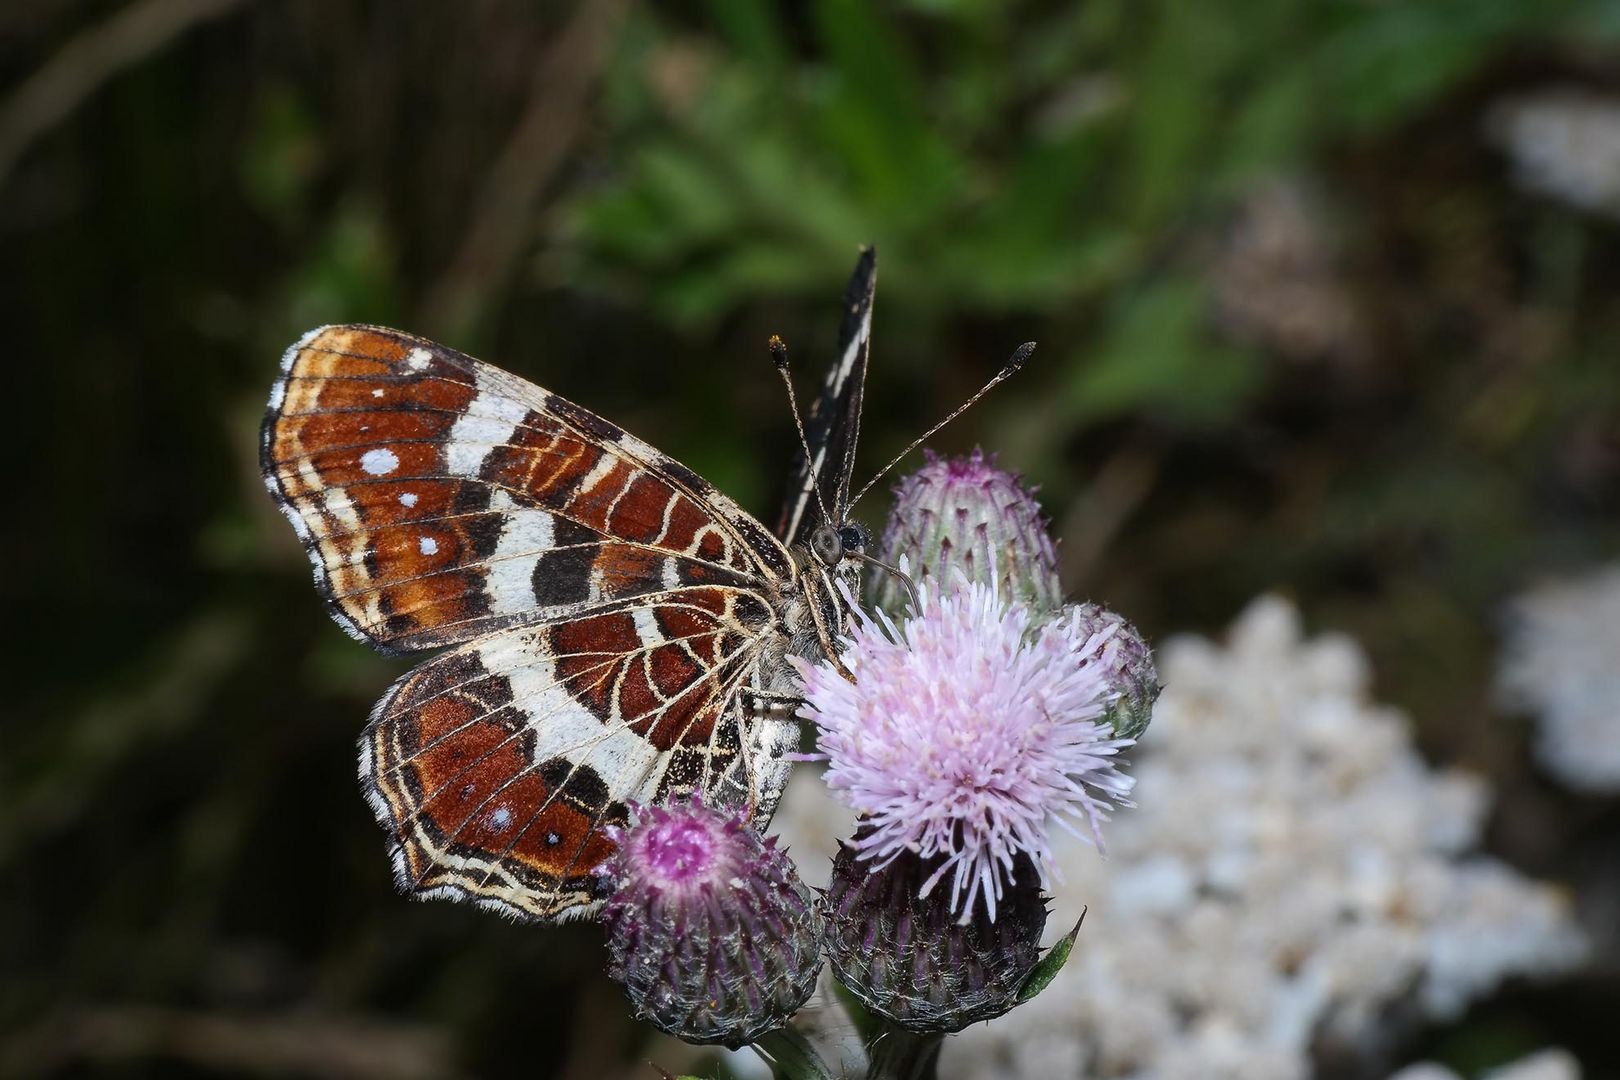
[810,525,844,567]
[838,525,866,555]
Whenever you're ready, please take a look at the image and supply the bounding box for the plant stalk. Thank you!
[865,1027,943,1080]
[753,1025,838,1080]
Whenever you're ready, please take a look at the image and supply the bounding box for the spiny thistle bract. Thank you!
[596,801,823,1048]
[873,449,1064,615]
[823,837,1048,1033]
[1065,601,1162,740]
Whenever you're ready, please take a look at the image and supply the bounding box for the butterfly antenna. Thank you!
[848,341,1035,510]
[770,335,833,528]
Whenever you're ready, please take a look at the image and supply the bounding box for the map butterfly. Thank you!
[262,250,877,921]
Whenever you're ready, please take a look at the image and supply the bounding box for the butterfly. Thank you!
[261,248,877,921]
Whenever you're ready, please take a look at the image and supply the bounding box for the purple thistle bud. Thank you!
[874,450,1063,614]
[824,837,1048,1034]
[793,577,1135,923]
[1065,601,1162,740]
[597,801,823,1048]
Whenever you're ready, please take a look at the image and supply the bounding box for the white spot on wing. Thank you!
[485,493,556,616]
[833,305,872,393]
[445,381,533,477]
[406,347,433,370]
[446,415,519,475]
[576,453,619,496]
[360,448,399,476]
[372,387,385,398]
[484,635,665,795]
[632,608,662,648]
[318,487,359,527]
[399,492,418,507]
[489,807,512,830]
[419,536,438,555]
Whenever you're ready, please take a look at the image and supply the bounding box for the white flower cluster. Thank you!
[1497,563,1620,793]
[1391,1048,1581,1080]
[772,596,1587,1080]
[1211,179,1358,361]
[1486,89,1620,219]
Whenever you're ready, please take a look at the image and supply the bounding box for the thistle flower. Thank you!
[873,449,1063,614]
[597,801,822,1048]
[823,838,1048,1033]
[793,576,1135,922]
[876,451,1161,742]
[1066,601,1162,740]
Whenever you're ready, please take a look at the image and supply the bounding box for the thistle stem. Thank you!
[865,1027,943,1080]
[753,1025,838,1080]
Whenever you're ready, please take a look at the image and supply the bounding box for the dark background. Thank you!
[3,1,1618,1077]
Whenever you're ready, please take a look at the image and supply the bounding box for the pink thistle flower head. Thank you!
[795,573,1136,922]
[607,801,734,902]
[595,801,823,1047]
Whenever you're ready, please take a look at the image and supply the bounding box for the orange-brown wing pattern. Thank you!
[359,586,792,921]
[262,325,794,652]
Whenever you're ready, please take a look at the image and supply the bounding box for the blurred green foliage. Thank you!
[2,1,1619,1077]
[567,0,1618,431]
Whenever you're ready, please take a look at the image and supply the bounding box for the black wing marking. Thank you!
[776,246,876,546]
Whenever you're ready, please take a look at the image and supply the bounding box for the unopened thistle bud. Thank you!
[874,449,1063,613]
[1064,601,1161,740]
[823,839,1047,1033]
[597,802,823,1048]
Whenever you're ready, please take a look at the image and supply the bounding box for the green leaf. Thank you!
[707,0,788,68]
[1123,0,1241,225]
[810,0,964,219]
[239,84,321,227]
[1017,911,1085,1005]
[1065,279,1264,424]
[830,976,885,1047]
[865,1026,944,1080]
[1320,0,1546,131]
[751,1026,838,1080]
[280,200,401,330]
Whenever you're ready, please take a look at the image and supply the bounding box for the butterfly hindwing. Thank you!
[263,325,789,652]
[359,584,790,921]
[777,247,876,545]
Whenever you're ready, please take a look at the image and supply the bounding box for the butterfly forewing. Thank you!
[263,325,788,652]
[264,324,814,922]
[777,247,876,545]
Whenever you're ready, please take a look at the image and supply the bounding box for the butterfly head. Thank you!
[805,523,870,621]
[808,522,869,570]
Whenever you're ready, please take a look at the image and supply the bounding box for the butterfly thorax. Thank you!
[779,522,867,687]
